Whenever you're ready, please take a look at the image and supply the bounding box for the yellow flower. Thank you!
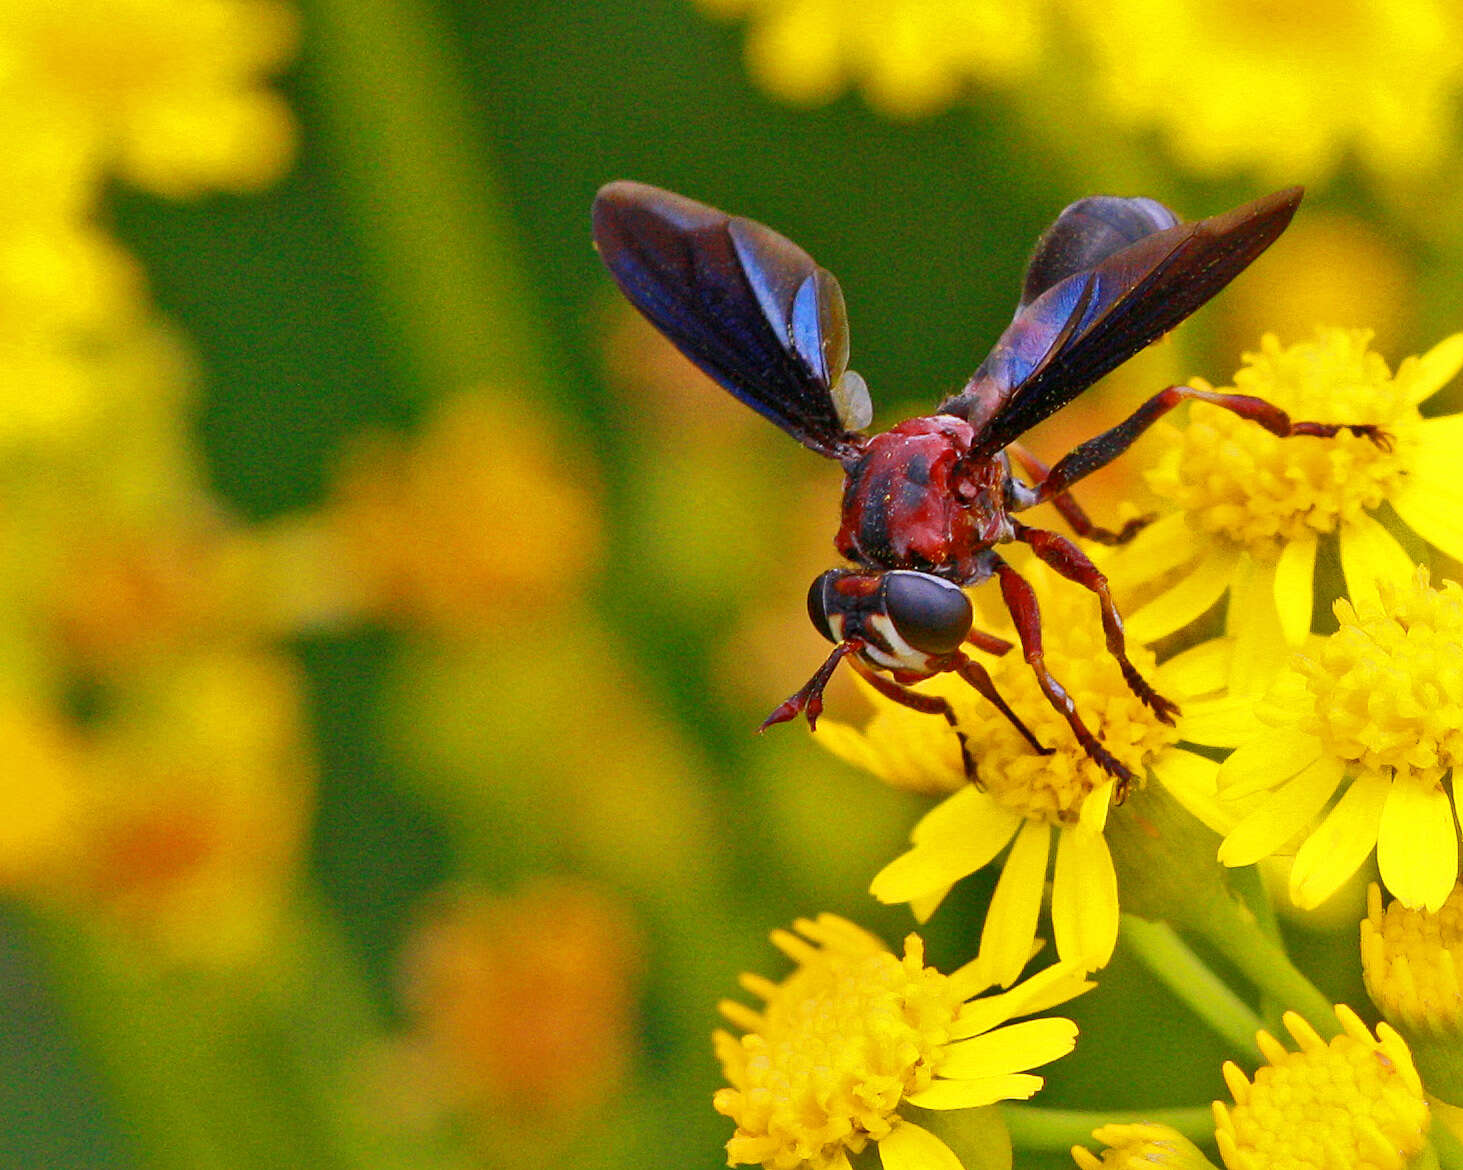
[374,879,644,1152]
[1195,569,1463,914]
[714,913,1090,1170]
[818,562,1208,985]
[691,0,1045,117]
[1213,1006,1429,1170]
[324,392,603,632]
[0,0,298,199]
[1116,329,1463,655]
[1362,882,1463,1104]
[1058,0,1463,185]
[1073,1122,1217,1170]
[72,650,314,966]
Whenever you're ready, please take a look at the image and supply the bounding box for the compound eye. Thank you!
[806,570,844,644]
[883,571,972,655]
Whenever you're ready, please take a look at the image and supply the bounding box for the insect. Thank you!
[592,181,1387,796]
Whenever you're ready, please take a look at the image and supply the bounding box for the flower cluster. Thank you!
[714,327,1463,1168]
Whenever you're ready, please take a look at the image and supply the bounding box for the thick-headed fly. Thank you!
[592,182,1386,796]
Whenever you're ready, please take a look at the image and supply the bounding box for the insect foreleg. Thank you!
[1021,384,1391,509]
[760,640,862,731]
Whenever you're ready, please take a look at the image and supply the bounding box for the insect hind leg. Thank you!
[1023,384,1390,508]
[1014,522,1179,725]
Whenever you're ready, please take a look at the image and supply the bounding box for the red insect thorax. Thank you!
[835,414,1010,577]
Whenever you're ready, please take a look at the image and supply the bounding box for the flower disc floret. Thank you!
[1213,1006,1429,1170]
[714,915,1088,1170]
[1145,331,1414,559]
[1300,572,1463,786]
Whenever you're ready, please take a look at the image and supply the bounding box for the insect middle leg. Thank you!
[992,555,1135,796]
[1007,442,1152,545]
[1014,520,1180,725]
[1021,385,1391,508]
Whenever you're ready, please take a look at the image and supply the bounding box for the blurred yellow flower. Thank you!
[0,703,85,890]
[377,879,642,1148]
[1211,212,1416,363]
[1117,330,1463,653]
[1214,1006,1429,1170]
[714,913,1090,1170]
[818,562,1193,985]
[0,0,298,199]
[1059,0,1463,186]
[326,392,602,632]
[692,0,1045,116]
[1186,570,1463,914]
[71,650,314,965]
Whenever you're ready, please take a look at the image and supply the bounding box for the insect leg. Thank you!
[759,640,862,731]
[1007,442,1153,545]
[964,627,1015,655]
[992,555,1134,799]
[1014,521,1180,726]
[846,656,979,782]
[950,654,1052,758]
[1023,385,1391,507]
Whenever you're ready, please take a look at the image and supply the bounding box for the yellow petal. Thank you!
[1149,748,1231,834]
[1400,415,1463,508]
[1157,637,1233,698]
[1107,511,1200,593]
[1289,770,1389,909]
[1338,513,1416,612]
[912,784,1001,844]
[1052,826,1117,971]
[872,798,1021,904]
[1218,756,1345,868]
[1227,555,1292,697]
[1273,535,1317,645]
[949,962,1093,1034]
[906,1074,1043,1110]
[1401,332,1463,406]
[877,1119,965,1170]
[1125,541,1241,644]
[1391,476,1463,564]
[1177,694,1267,747]
[977,819,1051,987]
[938,1017,1078,1079]
[1377,778,1460,912]
[1218,731,1324,799]
[909,886,952,923]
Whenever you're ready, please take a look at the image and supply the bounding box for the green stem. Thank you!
[1002,1103,1215,1149]
[301,0,559,395]
[1188,888,1339,1038]
[1120,914,1263,1060]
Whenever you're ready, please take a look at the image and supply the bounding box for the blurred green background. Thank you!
[0,0,1457,1167]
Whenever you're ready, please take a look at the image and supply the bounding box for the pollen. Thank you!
[1145,330,1415,558]
[1296,569,1463,787]
[1362,882,1463,1053]
[958,577,1180,823]
[713,915,964,1169]
[1213,1006,1429,1170]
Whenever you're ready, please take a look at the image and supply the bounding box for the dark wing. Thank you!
[939,187,1302,457]
[1018,195,1179,310]
[593,180,871,460]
